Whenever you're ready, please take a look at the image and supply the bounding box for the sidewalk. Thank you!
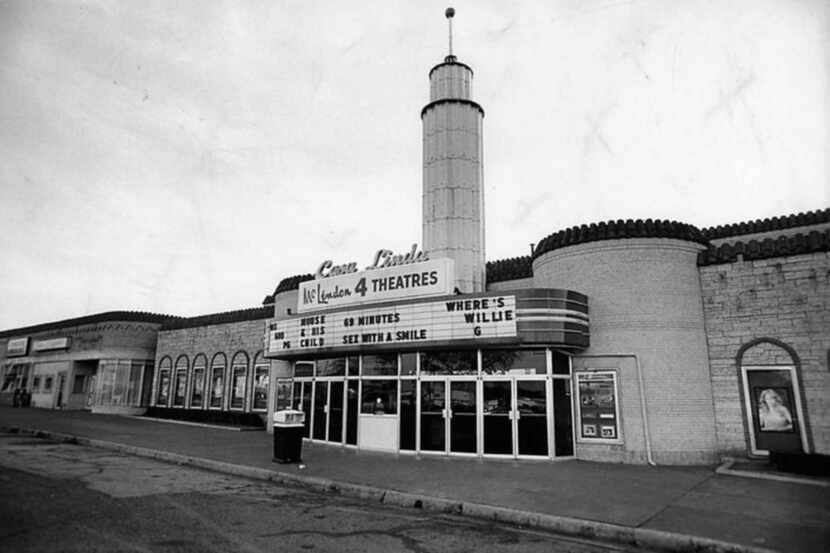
[1,407,827,553]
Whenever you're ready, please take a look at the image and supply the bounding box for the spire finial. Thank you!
[445,7,455,59]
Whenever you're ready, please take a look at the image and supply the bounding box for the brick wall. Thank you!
[700,251,830,456]
[534,238,718,464]
[154,318,270,413]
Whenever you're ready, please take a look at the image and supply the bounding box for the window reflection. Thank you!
[420,351,477,375]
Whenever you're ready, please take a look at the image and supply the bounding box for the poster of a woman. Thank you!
[757,388,793,432]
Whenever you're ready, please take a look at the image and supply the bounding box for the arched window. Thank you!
[230,351,249,410]
[209,353,227,409]
[156,357,172,406]
[190,354,207,408]
[171,355,189,407]
[252,351,270,411]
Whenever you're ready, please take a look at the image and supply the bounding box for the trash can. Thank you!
[273,409,305,463]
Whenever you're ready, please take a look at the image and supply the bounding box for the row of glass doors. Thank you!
[293,376,573,459]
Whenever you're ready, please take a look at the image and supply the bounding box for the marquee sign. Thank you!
[5,338,29,357]
[270,295,516,354]
[298,256,454,313]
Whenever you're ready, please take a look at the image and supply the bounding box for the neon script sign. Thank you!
[316,244,430,279]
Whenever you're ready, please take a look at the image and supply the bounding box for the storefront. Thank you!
[0,312,169,414]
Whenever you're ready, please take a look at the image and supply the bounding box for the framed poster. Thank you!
[575,371,621,443]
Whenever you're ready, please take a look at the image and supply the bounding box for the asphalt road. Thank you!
[0,432,646,553]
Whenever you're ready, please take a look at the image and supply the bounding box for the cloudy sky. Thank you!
[0,0,827,330]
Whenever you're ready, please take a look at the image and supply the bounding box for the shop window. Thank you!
[482,349,546,375]
[126,361,146,406]
[32,376,41,392]
[230,352,248,410]
[2,364,28,392]
[209,353,226,408]
[72,375,86,394]
[190,355,207,408]
[361,354,397,376]
[44,377,53,392]
[420,351,477,375]
[316,357,345,376]
[173,356,188,407]
[575,371,621,442]
[360,380,398,414]
[294,361,314,378]
[252,355,270,411]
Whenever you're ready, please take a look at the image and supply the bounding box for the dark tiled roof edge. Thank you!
[486,256,533,283]
[160,306,273,331]
[531,219,707,261]
[701,208,830,240]
[698,229,830,266]
[0,311,179,339]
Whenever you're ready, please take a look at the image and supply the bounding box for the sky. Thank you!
[0,0,827,330]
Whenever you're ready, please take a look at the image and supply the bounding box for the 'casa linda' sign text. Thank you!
[298,245,454,313]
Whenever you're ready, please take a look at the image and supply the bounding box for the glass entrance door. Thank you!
[327,381,344,444]
[312,381,327,440]
[449,380,477,454]
[483,380,512,455]
[516,380,548,456]
[420,381,446,452]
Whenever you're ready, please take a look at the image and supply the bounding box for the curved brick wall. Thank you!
[533,237,717,464]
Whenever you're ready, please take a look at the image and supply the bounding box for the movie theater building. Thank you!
[3,14,829,466]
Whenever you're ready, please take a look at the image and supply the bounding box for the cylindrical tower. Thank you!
[422,9,485,293]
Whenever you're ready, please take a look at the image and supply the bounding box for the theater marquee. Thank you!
[270,295,517,354]
[298,257,455,313]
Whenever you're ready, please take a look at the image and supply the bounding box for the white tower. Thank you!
[422,7,485,293]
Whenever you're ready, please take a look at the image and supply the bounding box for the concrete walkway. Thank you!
[1,407,827,553]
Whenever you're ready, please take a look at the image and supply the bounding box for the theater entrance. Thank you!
[420,378,477,455]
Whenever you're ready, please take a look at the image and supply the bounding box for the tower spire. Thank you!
[445,7,456,61]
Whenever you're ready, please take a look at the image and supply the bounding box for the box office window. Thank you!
[575,371,621,442]
[230,353,248,410]
[361,354,397,376]
[44,377,53,392]
[360,380,398,414]
[420,351,477,375]
[209,354,226,408]
[32,376,41,392]
[482,349,547,375]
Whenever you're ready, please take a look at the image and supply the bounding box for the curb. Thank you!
[715,458,829,488]
[2,426,779,553]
